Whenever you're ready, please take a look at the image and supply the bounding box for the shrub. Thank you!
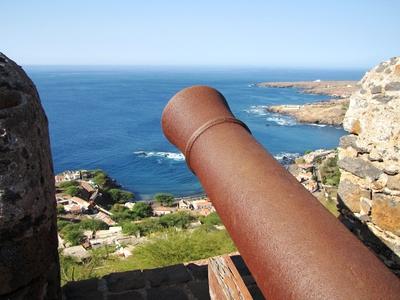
[92,170,107,187]
[110,204,134,222]
[59,180,79,189]
[107,189,134,204]
[136,218,163,236]
[59,219,107,245]
[154,193,174,207]
[64,185,81,197]
[121,222,140,236]
[200,212,222,226]
[59,245,114,285]
[131,228,236,268]
[57,205,66,215]
[159,212,193,229]
[79,219,108,231]
[61,224,84,246]
[321,156,341,187]
[57,219,71,231]
[131,202,152,218]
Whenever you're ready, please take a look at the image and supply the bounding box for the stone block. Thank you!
[384,165,399,176]
[186,263,208,281]
[147,287,189,300]
[145,264,191,287]
[337,179,370,213]
[187,281,210,300]
[387,174,400,191]
[108,290,144,300]
[370,85,382,94]
[385,82,400,91]
[104,270,145,292]
[360,197,372,215]
[339,135,358,149]
[63,278,102,300]
[371,193,400,235]
[338,157,383,180]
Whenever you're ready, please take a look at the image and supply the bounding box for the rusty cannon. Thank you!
[162,86,400,299]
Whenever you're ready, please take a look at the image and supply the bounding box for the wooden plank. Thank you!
[208,255,253,300]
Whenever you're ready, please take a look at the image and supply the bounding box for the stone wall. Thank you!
[0,54,60,299]
[338,57,400,274]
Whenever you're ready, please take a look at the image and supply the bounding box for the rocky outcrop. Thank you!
[267,98,349,126]
[257,80,357,98]
[0,53,60,299]
[338,57,400,274]
[259,81,357,125]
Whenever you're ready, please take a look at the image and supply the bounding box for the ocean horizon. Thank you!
[26,66,365,199]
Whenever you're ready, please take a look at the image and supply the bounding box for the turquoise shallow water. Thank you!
[26,66,364,199]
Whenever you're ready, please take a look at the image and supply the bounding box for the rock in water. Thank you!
[0,53,60,299]
[338,57,400,275]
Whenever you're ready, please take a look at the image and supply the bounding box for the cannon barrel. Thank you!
[162,86,400,299]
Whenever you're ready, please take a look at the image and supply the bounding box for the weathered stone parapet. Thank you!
[0,53,60,299]
[338,56,400,275]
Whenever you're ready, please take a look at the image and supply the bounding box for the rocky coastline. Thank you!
[257,80,358,125]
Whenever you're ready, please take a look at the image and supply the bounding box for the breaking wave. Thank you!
[266,115,296,126]
[245,106,297,126]
[307,123,327,127]
[134,151,185,162]
[244,105,268,116]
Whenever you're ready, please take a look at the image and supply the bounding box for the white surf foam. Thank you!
[266,115,297,126]
[244,105,268,116]
[134,151,185,162]
[307,123,327,127]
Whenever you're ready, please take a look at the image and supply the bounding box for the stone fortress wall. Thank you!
[0,53,60,299]
[338,57,400,274]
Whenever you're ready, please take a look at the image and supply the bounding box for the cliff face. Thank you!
[338,57,400,273]
[0,53,60,299]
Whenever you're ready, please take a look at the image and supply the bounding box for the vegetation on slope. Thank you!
[59,226,235,285]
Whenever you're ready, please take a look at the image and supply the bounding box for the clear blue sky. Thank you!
[2,0,399,68]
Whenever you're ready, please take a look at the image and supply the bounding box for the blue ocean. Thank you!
[25,67,364,199]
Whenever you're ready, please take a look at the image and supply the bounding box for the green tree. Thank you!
[64,186,81,197]
[110,204,132,222]
[107,189,134,204]
[121,222,140,236]
[159,212,193,229]
[136,218,163,236]
[92,170,107,187]
[131,202,153,219]
[200,212,222,226]
[154,193,174,207]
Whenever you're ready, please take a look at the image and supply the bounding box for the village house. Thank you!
[178,199,191,210]
[93,211,116,226]
[153,206,175,216]
[54,170,82,183]
[56,193,94,214]
[78,180,95,193]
